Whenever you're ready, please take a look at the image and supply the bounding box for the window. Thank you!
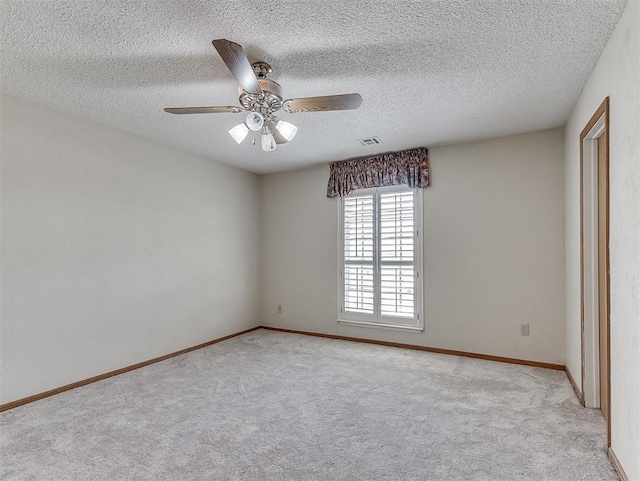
[338,185,423,330]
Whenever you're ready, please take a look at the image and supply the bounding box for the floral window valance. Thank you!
[327,147,430,198]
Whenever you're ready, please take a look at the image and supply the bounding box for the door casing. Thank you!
[579,97,610,446]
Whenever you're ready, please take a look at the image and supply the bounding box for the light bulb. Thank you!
[245,112,264,131]
[275,119,297,141]
[228,123,249,144]
[261,127,276,151]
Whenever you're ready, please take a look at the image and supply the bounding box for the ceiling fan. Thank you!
[164,39,363,151]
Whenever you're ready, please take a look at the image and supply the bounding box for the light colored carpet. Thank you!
[1,329,616,480]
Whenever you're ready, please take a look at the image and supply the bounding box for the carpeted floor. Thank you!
[1,329,617,480]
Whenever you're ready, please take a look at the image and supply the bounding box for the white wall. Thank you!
[564,0,640,478]
[261,128,565,364]
[0,94,261,404]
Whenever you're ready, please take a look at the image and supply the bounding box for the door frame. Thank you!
[579,97,610,446]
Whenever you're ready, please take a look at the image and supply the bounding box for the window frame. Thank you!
[337,184,424,332]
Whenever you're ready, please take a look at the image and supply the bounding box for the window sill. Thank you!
[337,319,424,333]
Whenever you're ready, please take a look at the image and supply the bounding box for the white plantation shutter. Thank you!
[340,186,422,328]
[343,195,375,315]
[379,191,415,318]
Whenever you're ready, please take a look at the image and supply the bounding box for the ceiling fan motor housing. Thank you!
[238,78,283,113]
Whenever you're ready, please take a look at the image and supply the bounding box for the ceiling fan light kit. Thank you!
[261,126,277,152]
[164,39,363,152]
[274,119,298,142]
[245,112,264,131]
[228,123,250,144]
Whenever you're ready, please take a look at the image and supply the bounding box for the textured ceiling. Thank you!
[0,0,627,174]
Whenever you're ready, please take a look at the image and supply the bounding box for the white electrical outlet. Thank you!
[521,323,530,336]
[277,304,282,314]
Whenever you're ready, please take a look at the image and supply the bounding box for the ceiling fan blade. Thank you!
[273,131,288,145]
[212,39,263,95]
[163,106,244,114]
[282,93,363,113]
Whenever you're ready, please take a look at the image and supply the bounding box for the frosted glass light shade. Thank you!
[261,128,276,151]
[275,119,297,141]
[228,123,249,144]
[245,112,264,131]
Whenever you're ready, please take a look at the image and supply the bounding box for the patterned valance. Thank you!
[327,147,430,198]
